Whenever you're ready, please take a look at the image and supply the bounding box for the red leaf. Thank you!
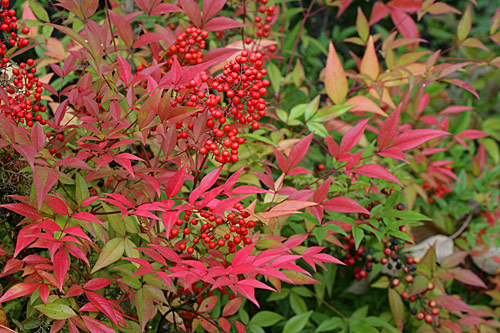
[369,2,389,25]
[38,284,49,304]
[189,166,223,203]
[203,17,246,31]
[440,105,473,115]
[81,316,115,333]
[456,129,489,140]
[72,212,103,225]
[133,32,171,48]
[44,195,69,215]
[54,250,69,291]
[378,104,401,150]
[288,133,313,170]
[150,3,182,15]
[322,197,370,214]
[325,136,340,159]
[219,318,231,332]
[165,165,187,198]
[34,167,61,211]
[1,203,41,219]
[435,295,471,312]
[452,268,487,288]
[345,96,387,117]
[30,123,45,152]
[85,291,118,326]
[0,283,39,303]
[444,78,479,99]
[273,148,288,173]
[222,296,242,317]
[179,0,202,27]
[54,99,69,127]
[203,0,226,23]
[232,243,255,266]
[84,278,113,291]
[354,164,403,187]
[389,129,448,151]
[198,295,218,312]
[116,53,131,86]
[390,10,419,39]
[340,118,369,153]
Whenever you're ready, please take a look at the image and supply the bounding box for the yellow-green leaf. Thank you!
[360,36,379,79]
[457,6,471,41]
[34,303,76,320]
[324,42,348,105]
[91,237,125,273]
[388,288,404,331]
[356,7,369,42]
[292,59,305,87]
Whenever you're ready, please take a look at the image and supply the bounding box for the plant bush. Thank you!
[0,0,499,332]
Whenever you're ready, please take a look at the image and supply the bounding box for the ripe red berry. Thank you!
[391,279,400,287]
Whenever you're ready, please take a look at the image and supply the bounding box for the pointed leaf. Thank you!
[378,104,401,150]
[389,129,449,151]
[324,42,348,104]
[340,118,369,153]
[34,167,61,211]
[457,6,472,41]
[360,36,379,79]
[354,164,403,186]
[90,238,125,274]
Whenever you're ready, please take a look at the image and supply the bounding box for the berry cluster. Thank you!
[173,50,269,164]
[404,284,440,324]
[381,232,441,325]
[423,172,453,203]
[0,5,29,47]
[0,3,45,129]
[171,203,259,254]
[341,234,373,281]
[161,27,208,70]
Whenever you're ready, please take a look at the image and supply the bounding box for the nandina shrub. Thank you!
[0,0,498,332]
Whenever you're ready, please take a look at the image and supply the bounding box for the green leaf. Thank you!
[289,292,308,315]
[34,303,76,320]
[304,96,321,121]
[484,138,500,164]
[352,226,364,249]
[457,6,472,41]
[313,227,327,246]
[306,122,329,138]
[289,103,308,121]
[356,7,369,42]
[75,173,89,206]
[104,204,126,236]
[388,288,404,331]
[267,62,281,95]
[91,237,125,273]
[391,210,432,221]
[244,133,278,147]
[315,317,343,332]
[29,0,49,22]
[325,224,348,236]
[282,311,312,333]
[312,104,353,122]
[249,311,284,327]
[292,59,305,87]
[351,305,368,320]
[350,322,379,333]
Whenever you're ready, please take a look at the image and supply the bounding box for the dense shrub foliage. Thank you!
[0,0,499,332]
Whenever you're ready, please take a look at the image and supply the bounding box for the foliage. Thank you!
[0,0,499,332]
